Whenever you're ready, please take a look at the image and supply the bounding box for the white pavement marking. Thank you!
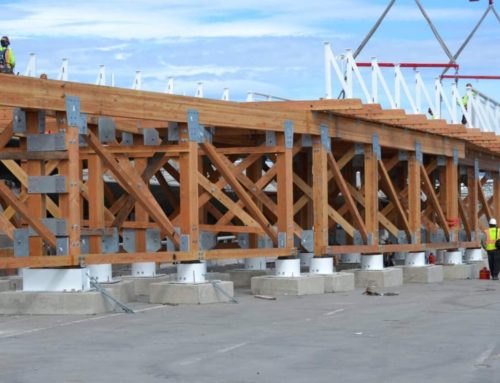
[0,305,167,340]
[179,342,248,366]
[474,344,496,367]
[324,308,345,316]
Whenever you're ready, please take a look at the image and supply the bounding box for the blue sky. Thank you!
[1,0,499,104]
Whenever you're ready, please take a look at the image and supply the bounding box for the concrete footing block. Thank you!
[251,275,324,296]
[149,281,234,305]
[320,272,355,293]
[0,279,9,292]
[442,264,473,280]
[467,260,488,279]
[122,275,173,301]
[0,280,135,315]
[400,265,443,283]
[228,269,270,288]
[348,268,403,288]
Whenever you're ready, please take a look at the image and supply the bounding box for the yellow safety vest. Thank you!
[485,227,500,251]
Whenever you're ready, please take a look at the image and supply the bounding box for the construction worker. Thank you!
[461,83,475,125]
[0,36,15,74]
[482,218,500,280]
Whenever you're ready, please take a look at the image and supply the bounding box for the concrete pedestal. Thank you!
[400,265,443,284]
[0,279,9,292]
[149,281,234,305]
[228,269,270,288]
[251,275,324,296]
[442,264,473,280]
[122,275,173,301]
[0,280,135,315]
[348,268,403,288]
[321,272,355,293]
[467,260,488,279]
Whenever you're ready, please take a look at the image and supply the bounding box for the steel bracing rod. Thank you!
[493,5,500,22]
[414,0,455,63]
[441,5,493,76]
[354,0,396,58]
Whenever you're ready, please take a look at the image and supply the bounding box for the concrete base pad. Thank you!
[149,281,234,305]
[335,263,360,272]
[206,272,231,282]
[228,269,270,288]
[251,275,324,296]
[122,275,173,301]
[319,272,355,293]
[442,264,473,280]
[347,268,403,288]
[0,280,135,315]
[467,260,488,279]
[400,265,443,284]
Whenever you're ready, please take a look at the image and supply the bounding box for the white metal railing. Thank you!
[246,92,290,102]
[324,42,500,134]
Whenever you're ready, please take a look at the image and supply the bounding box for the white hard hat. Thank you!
[489,218,497,226]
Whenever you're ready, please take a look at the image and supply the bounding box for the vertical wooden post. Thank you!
[467,165,479,242]
[134,158,148,252]
[26,111,45,255]
[408,152,421,244]
[364,144,379,245]
[58,113,81,263]
[88,155,104,253]
[312,137,328,255]
[445,157,459,240]
[179,123,199,253]
[276,132,294,248]
[247,159,262,248]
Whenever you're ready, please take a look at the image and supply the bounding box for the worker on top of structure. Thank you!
[482,218,500,280]
[0,36,15,74]
[461,83,476,125]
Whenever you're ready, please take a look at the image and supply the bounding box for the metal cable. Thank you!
[88,275,135,314]
[211,280,238,304]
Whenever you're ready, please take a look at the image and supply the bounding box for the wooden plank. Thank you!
[0,75,466,158]
[0,211,14,239]
[408,153,421,244]
[467,167,479,240]
[0,182,57,248]
[445,158,459,239]
[275,132,295,248]
[312,137,329,255]
[178,125,199,252]
[26,111,44,256]
[199,224,265,234]
[57,113,81,260]
[85,131,180,246]
[364,144,379,244]
[87,154,104,253]
[458,197,471,239]
[494,173,500,224]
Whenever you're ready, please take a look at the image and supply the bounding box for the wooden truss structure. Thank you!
[0,74,499,269]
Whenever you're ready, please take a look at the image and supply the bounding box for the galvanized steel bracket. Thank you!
[200,231,216,251]
[38,110,46,133]
[13,229,29,257]
[320,124,331,152]
[98,117,116,143]
[27,133,66,152]
[284,120,294,149]
[474,159,480,180]
[146,228,161,252]
[372,134,381,160]
[453,147,459,165]
[168,121,179,141]
[415,141,423,163]
[398,150,408,162]
[65,95,82,128]
[12,108,26,133]
[122,228,136,253]
[28,176,67,194]
[121,132,133,146]
[180,234,190,252]
[143,128,160,146]
[265,131,276,146]
[300,230,314,253]
[101,228,119,254]
[236,233,249,249]
[278,232,287,248]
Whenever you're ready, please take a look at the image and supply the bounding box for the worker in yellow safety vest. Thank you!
[0,36,15,74]
[482,218,500,280]
[461,83,476,125]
